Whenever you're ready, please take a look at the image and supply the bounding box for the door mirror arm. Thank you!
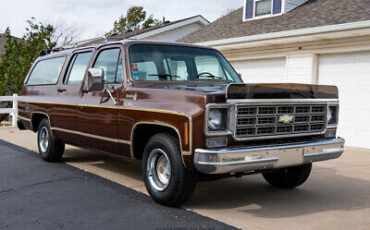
[100,88,117,105]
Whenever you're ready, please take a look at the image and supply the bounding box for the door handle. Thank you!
[57,88,67,93]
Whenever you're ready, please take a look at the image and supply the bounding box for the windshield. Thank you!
[128,44,242,83]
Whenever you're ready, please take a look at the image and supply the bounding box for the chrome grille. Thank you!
[235,104,327,140]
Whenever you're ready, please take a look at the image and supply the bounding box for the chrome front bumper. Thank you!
[194,138,345,174]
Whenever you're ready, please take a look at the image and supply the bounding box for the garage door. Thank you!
[230,58,286,83]
[319,51,370,149]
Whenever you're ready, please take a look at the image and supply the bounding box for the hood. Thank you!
[132,81,228,94]
[226,83,338,100]
[132,82,338,101]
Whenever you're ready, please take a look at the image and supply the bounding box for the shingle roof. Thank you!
[180,0,370,43]
[112,15,209,39]
[70,15,209,47]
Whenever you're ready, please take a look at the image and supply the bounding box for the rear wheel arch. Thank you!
[131,123,182,160]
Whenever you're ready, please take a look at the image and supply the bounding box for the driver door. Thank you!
[78,46,124,155]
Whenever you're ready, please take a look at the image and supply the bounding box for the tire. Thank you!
[142,133,197,206]
[262,163,312,188]
[37,118,65,162]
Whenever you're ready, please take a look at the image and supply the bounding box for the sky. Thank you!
[0,0,242,40]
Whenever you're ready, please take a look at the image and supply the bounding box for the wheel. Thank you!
[262,163,312,188]
[142,133,197,206]
[37,119,65,162]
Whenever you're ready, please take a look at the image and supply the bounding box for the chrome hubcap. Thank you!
[147,149,171,191]
[39,127,49,153]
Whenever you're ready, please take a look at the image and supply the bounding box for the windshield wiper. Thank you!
[148,74,180,80]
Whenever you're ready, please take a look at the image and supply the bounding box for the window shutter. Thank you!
[245,0,254,19]
[273,0,282,14]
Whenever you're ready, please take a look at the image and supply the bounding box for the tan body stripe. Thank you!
[52,127,131,145]
[18,116,31,122]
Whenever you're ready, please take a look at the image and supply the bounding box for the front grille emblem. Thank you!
[279,114,294,124]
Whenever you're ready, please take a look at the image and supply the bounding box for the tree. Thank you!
[143,15,161,28]
[126,6,146,31]
[0,18,58,95]
[52,21,80,46]
[106,6,162,37]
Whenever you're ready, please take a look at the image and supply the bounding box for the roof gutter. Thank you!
[197,20,370,49]
[130,16,210,40]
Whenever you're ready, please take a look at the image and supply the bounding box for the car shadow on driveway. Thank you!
[187,166,370,218]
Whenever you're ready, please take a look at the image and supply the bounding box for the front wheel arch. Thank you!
[131,123,181,160]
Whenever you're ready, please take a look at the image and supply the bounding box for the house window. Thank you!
[244,0,282,20]
[255,0,272,17]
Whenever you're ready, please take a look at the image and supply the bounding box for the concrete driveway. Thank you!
[1,127,369,230]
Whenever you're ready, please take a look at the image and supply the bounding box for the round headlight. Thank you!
[208,109,223,130]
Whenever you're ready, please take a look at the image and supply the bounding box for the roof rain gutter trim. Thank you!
[197,20,370,47]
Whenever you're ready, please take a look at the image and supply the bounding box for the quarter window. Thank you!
[64,52,92,84]
[255,0,272,17]
[93,48,123,84]
[27,57,65,85]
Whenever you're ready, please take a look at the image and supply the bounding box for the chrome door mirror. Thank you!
[87,68,104,91]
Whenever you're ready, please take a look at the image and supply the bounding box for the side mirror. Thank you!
[87,68,104,92]
[237,73,242,79]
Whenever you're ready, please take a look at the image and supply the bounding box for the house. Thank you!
[68,15,209,47]
[180,0,370,149]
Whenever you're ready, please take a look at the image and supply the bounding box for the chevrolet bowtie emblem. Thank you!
[279,114,294,124]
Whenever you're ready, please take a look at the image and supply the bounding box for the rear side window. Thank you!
[64,52,92,84]
[27,57,65,85]
[93,48,123,84]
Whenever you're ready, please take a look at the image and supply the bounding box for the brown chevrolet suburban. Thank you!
[17,40,345,206]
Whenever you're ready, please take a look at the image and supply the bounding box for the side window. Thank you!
[93,48,123,84]
[27,57,65,85]
[64,52,92,84]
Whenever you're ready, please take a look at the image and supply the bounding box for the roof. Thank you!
[180,0,370,44]
[39,40,214,60]
[68,15,209,48]
[112,15,209,39]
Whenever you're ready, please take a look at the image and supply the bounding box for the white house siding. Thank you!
[144,23,204,42]
[318,51,370,149]
[230,58,286,83]
[220,34,370,149]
